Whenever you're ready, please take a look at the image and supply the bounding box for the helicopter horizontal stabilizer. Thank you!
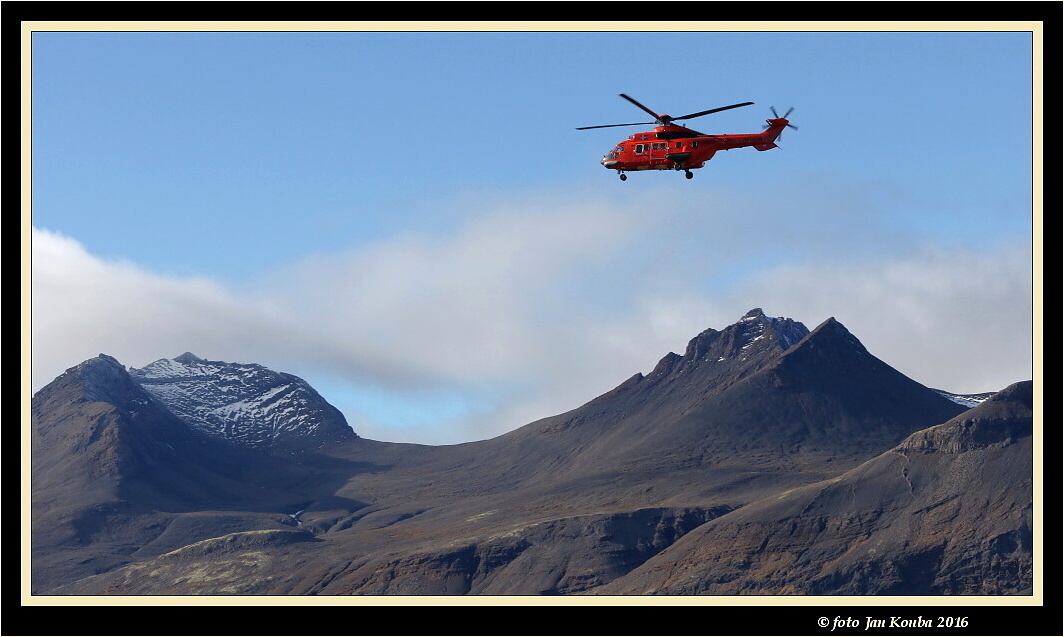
[754,143,778,151]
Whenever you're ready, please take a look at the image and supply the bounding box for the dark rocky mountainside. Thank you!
[30,355,361,591]
[30,309,1032,597]
[591,381,1034,595]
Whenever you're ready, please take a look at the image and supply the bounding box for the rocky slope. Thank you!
[592,381,1034,595]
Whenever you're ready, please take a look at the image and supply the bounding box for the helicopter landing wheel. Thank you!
[684,170,693,179]
[619,173,627,181]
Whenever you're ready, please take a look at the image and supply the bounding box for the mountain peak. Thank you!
[76,353,124,376]
[70,354,140,404]
[605,310,811,404]
[129,355,357,452]
[800,316,870,356]
[677,309,809,366]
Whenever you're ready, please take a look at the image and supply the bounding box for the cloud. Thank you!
[29,187,1036,445]
[724,240,1035,393]
[255,197,652,386]
[30,228,284,388]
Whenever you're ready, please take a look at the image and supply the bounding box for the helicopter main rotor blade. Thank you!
[575,121,656,130]
[577,97,756,130]
[619,94,663,120]
[675,102,755,120]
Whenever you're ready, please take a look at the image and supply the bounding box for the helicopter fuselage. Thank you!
[600,119,790,174]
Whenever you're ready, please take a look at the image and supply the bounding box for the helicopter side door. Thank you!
[649,141,670,167]
[631,141,649,166]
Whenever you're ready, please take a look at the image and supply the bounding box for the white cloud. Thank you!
[256,197,651,386]
[723,240,1035,392]
[30,228,279,387]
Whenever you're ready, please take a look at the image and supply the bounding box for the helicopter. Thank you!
[577,94,797,180]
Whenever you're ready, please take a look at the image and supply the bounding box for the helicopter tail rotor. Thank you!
[763,106,798,140]
[770,106,795,120]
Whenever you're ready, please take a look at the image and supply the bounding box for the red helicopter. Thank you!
[577,94,797,180]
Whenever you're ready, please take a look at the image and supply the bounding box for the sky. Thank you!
[26,24,1040,445]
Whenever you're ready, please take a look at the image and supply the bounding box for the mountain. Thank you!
[30,309,1030,597]
[30,355,362,593]
[449,309,969,498]
[592,381,1034,595]
[129,352,357,453]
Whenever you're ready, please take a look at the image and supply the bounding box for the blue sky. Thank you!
[28,25,1039,444]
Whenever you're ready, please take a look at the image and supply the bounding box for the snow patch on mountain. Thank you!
[932,389,994,408]
[129,353,356,452]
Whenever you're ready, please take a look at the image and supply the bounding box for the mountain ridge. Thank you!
[513,310,968,479]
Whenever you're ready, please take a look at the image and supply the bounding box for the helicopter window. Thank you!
[635,144,645,153]
[652,142,667,150]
